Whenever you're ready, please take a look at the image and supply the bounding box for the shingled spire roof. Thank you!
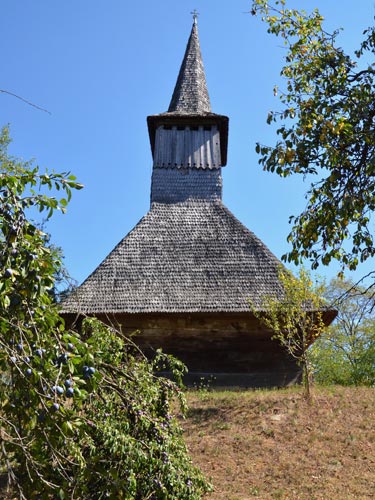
[168,18,211,113]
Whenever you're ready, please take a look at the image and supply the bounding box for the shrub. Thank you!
[0,127,209,499]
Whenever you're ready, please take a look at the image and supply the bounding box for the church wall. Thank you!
[90,312,301,388]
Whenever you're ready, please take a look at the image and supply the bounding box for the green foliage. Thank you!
[249,267,326,399]
[311,278,375,386]
[0,127,209,499]
[251,1,375,273]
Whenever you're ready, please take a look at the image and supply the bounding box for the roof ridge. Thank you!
[168,21,211,113]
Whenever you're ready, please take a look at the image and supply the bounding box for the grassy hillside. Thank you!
[183,386,375,500]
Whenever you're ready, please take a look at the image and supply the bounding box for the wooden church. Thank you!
[61,17,335,387]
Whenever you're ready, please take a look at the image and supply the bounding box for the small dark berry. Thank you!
[66,387,74,398]
[52,385,64,395]
[4,268,13,279]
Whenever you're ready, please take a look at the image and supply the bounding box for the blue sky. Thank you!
[2,1,375,286]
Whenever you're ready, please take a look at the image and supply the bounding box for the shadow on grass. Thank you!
[186,406,222,424]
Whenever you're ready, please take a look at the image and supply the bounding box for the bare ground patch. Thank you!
[183,386,375,500]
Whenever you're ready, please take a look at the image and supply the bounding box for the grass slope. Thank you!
[183,386,375,500]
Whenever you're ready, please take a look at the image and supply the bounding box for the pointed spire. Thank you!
[168,18,211,114]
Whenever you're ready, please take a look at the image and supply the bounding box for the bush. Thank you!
[0,127,209,499]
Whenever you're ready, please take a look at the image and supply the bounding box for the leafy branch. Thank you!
[251,0,375,276]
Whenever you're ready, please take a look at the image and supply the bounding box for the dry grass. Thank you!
[182,386,375,500]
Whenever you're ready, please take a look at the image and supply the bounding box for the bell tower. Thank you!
[147,17,229,204]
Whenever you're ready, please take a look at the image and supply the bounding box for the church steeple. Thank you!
[168,18,211,114]
[147,17,229,205]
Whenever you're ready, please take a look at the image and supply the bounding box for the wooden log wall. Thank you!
[90,312,301,388]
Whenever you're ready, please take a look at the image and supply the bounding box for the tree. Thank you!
[311,278,375,386]
[249,267,326,400]
[0,127,209,499]
[251,0,375,277]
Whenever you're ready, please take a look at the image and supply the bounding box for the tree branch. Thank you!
[0,89,51,114]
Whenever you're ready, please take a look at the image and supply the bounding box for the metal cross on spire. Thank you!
[191,9,199,25]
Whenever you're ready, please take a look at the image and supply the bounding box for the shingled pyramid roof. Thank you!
[61,18,287,317]
[61,202,284,314]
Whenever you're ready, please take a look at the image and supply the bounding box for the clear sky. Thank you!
[2,1,375,286]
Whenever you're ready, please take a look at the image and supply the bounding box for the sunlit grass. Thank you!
[183,386,375,500]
